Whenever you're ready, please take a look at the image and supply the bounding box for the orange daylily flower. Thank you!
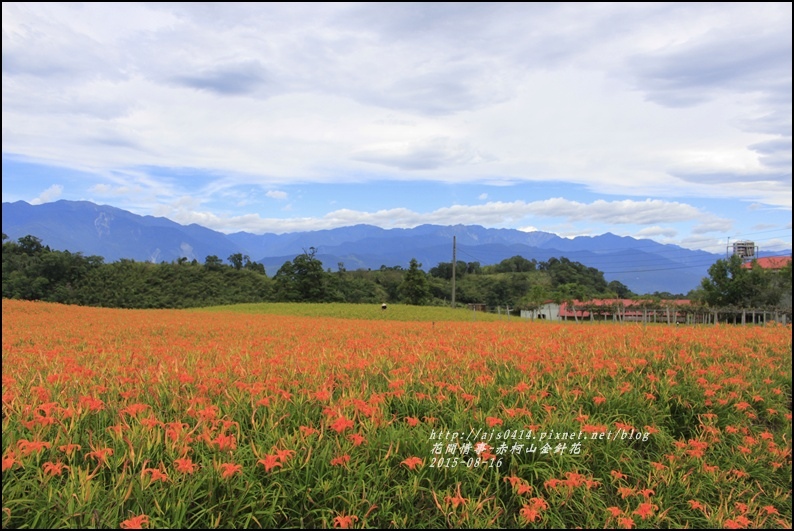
[330,417,354,434]
[174,457,198,475]
[42,461,69,477]
[120,514,149,529]
[515,483,532,495]
[58,444,81,456]
[218,462,242,478]
[258,454,282,472]
[401,457,423,470]
[519,505,540,523]
[330,454,350,467]
[444,494,468,508]
[333,514,359,528]
[85,447,114,465]
[503,475,524,487]
[618,516,635,529]
[275,448,295,462]
[17,439,52,456]
[486,416,503,428]
[688,500,704,511]
[142,467,169,482]
[617,486,635,499]
[724,516,751,529]
[529,497,548,510]
[300,425,319,436]
[633,502,658,520]
[347,433,366,446]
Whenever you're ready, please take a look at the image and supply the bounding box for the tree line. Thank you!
[2,234,790,314]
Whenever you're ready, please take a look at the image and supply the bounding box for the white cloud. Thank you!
[266,190,288,200]
[2,4,789,205]
[635,226,678,239]
[517,225,539,232]
[2,3,790,251]
[156,197,718,235]
[30,184,63,205]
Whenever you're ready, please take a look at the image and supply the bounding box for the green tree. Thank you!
[491,255,537,273]
[607,280,634,298]
[429,261,468,280]
[332,268,388,303]
[465,261,482,275]
[398,258,430,305]
[700,255,749,307]
[374,267,404,302]
[540,257,608,294]
[228,253,247,271]
[273,247,331,302]
[204,255,224,271]
[17,234,47,255]
[243,256,266,275]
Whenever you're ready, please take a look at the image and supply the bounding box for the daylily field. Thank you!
[1,299,791,528]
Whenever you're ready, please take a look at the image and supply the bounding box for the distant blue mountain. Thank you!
[2,200,245,263]
[5,199,781,295]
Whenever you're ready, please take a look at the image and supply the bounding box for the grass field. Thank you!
[2,299,791,528]
[193,302,507,321]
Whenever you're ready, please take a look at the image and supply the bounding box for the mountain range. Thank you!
[3,199,777,295]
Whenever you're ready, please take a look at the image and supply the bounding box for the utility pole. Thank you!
[451,235,456,308]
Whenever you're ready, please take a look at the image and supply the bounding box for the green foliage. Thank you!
[0,232,642,311]
[517,283,551,311]
[429,260,473,280]
[272,247,335,302]
[700,255,746,307]
[331,267,388,304]
[398,258,431,305]
[2,235,270,309]
[607,280,635,298]
[2,234,104,303]
[488,255,537,273]
[228,252,245,270]
[204,255,224,271]
[480,274,531,308]
[16,233,785,315]
[699,255,785,309]
[373,267,404,302]
[540,257,609,294]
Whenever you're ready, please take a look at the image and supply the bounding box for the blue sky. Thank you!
[2,3,791,254]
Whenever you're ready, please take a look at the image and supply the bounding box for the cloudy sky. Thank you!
[2,2,791,253]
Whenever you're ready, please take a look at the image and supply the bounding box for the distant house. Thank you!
[520,302,560,320]
[741,255,792,270]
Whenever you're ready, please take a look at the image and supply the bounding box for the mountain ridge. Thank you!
[4,199,777,295]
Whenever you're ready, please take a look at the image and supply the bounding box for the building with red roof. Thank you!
[556,298,692,323]
[741,256,792,270]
